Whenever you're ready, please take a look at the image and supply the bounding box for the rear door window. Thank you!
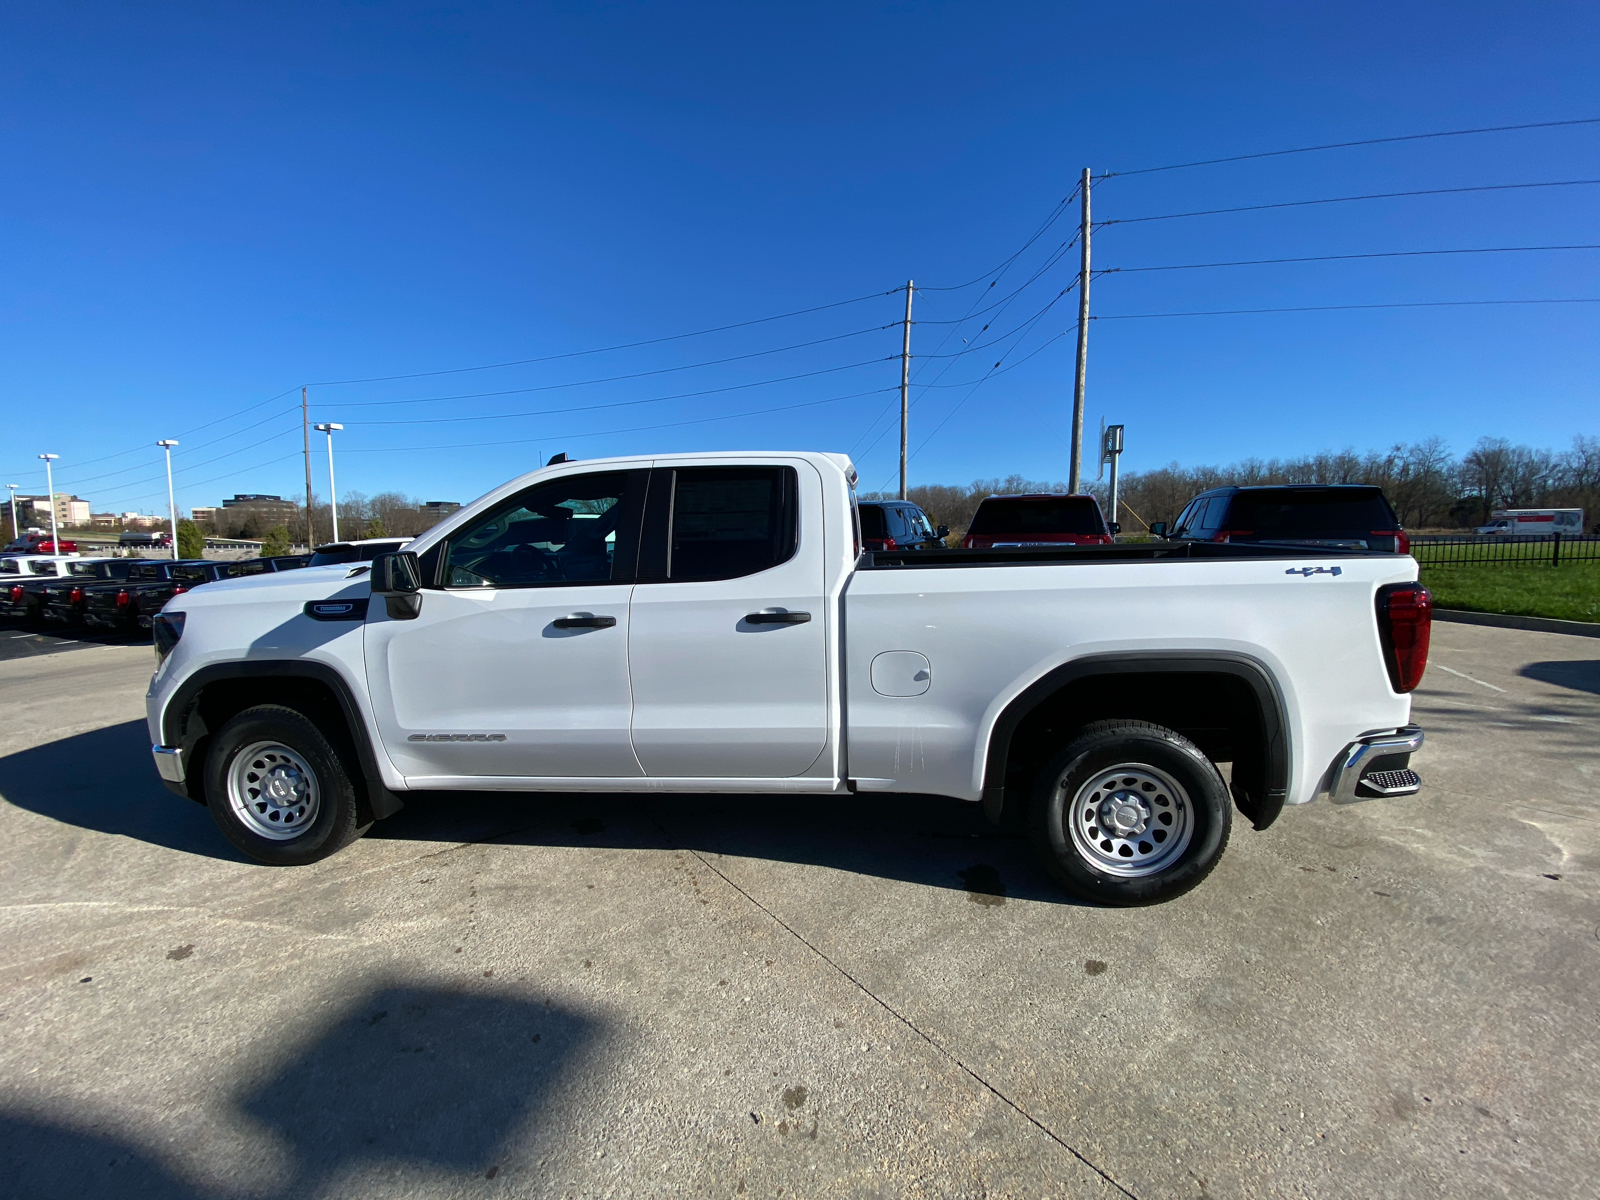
[640,466,799,582]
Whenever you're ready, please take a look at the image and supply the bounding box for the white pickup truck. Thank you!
[146,451,1431,904]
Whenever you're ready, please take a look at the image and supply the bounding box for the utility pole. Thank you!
[1068,168,1092,494]
[898,280,913,500]
[302,386,315,550]
[37,454,61,554]
[158,440,180,560]
[5,484,17,545]
[314,423,344,543]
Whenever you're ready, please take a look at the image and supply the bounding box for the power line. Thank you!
[72,424,306,502]
[1096,298,1600,320]
[320,330,895,410]
[1098,116,1600,179]
[1104,179,1600,225]
[57,406,303,490]
[344,359,896,428]
[307,290,899,386]
[1103,244,1600,274]
[343,386,901,455]
[918,181,1082,293]
[10,386,304,484]
[105,452,306,510]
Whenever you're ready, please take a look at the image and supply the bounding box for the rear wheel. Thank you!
[1028,720,1231,906]
[205,705,370,865]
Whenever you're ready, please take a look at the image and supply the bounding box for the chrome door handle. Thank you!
[552,613,617,629]
[745,609,811,625]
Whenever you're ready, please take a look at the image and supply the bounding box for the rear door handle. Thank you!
[745,609,811,625]
[553,613,617,629]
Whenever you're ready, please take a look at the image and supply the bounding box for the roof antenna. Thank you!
[546,452,568,466]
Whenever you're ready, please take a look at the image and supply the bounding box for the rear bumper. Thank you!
[1329,726,1424,803]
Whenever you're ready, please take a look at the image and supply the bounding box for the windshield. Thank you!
[967,496,1106,536]
[1224,488,1398,534]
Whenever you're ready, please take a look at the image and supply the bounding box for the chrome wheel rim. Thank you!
[1063,762,1193,878]
[227,741,320,840]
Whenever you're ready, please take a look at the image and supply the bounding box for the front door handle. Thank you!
[745,609,811,625]
[553,613,617,629]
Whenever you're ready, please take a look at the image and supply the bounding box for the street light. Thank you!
[5,483,17,547]
[37,454,61,554]
[313,423,344,543]
[157,440,180,561]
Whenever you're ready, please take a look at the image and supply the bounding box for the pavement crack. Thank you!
[676,842,1140,1200]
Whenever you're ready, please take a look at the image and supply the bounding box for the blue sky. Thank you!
[3,1,1596,516]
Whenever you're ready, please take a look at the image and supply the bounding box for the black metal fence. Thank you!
[1410,533,1600,568]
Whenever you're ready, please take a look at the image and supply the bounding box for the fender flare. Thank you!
[980,650,1290,831]
[163,660,405,820]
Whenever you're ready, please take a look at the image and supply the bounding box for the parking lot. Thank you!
[0,621,1595,1199]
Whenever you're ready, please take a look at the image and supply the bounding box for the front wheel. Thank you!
[204,704,370,865]
[1028,720,1232,906]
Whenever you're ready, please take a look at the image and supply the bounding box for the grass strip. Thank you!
[1420,560,1600,624]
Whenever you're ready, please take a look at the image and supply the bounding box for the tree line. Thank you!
[868,436,1600,539]
[204,490,458,547]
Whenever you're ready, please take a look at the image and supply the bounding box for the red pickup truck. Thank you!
[961,493,1114,548]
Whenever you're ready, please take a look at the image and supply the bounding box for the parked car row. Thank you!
[0,553,312,634]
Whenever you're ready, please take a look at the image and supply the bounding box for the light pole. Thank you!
[157,440,180,561]
[37,454,61,554]
[313,423,344,543]
[5,483,17,546]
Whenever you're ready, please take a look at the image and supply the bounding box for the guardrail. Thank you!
[1410,533,1600,568]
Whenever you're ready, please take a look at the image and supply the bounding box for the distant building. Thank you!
[422,500,461,517]
[221,494,301,524]
[90,513,119,528]
[190,506,221,525]
[120,512,164,529]
[16,494,89,527]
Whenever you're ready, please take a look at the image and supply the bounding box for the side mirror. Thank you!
[371,551,423,620]
[936,525,949,539]
[1108,522,1122,535]
[1150,522,1169,539]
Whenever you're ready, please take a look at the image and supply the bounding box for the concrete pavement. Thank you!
[0,623,1595,1198]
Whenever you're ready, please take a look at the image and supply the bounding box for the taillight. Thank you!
[70,587,83,603]
[1377,583,1432,693]
[863,538,898,551]
[116,590,130,607]
[1213,529,1253,543]
[8,585,21,602]
[1395,530,1410,555]
[172,586,188,595]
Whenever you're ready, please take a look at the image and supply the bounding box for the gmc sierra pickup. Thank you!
[146,451,1430,904]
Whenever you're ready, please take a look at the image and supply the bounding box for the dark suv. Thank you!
[1157,485,1409,553]
[961,493,1114,548]
[857,501,947,552]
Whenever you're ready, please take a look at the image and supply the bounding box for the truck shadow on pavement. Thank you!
[0,982,596,1200]
[1519,659,1600,695]
[1,719,1070,904]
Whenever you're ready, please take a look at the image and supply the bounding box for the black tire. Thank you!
[204,704,370,865]
[1027,720,1231,906]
